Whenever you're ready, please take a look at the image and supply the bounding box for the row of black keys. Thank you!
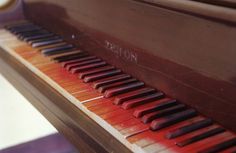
[6,22,236,153]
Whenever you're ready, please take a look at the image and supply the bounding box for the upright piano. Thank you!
[0,0,235,152]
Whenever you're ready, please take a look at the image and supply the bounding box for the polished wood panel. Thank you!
[22,0,236,131]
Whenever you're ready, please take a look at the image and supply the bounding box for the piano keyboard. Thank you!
[0,21,235,153]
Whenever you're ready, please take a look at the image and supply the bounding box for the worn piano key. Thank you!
[97,78,138,93]
[8,23,37,31]
[62,56,97,67]
[146,125,220,152]
[120,123,149,138]
[105,112,135,125]
[198,137,236,153]
[121,92,164,110]
[104,81,145,98]
[133,99,178,118]
[92,74,131,89]
[141,103,186,124]
[176,127,226,147]
[48,50,82,59]
[18,30,49,39]
[129,117,205,148]
[83,69,122,83]
[13,26,42,34]
[41,44,75,56]
[150,108,197,131]
[66,58,102,71]
[31,36,63,47]
[113,87,157,105]
[53,52,89,62]
[113,118,141,131]
[79,65,115,79]
[71,61,107,74]
[24,33,55,41]
[166,118,213,139]
[5,22,34,30]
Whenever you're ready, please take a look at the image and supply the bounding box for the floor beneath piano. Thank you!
[0,74,77,153]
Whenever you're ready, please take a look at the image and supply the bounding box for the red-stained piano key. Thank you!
[97,78,138,93]
[104,81,145,98]
[100,108,132,119]
[79,65,115,79]
[142,103,186,124]
[92,74,131,89]
[166,118,213,139]
[83,98,113,108]
[83,69,122,83]
[113,118,142,131]
[121,92,165,110]
[63,84,92,94]
[74,92,103,103]
[133,99,178,118]
[88,102,120,115]
[128,117,204,148]
[113,87,157,105]
[150,108,198,131]
[176,126,226,147]
[70,61,107,74]
[66,58,102,71]
[105,112,136,125]
[161,132,235,153]
[120,123,149,138]
[61,55,97,67]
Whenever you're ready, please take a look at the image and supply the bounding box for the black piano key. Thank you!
[17,29,48,38]
[176,127,226,147]
[31,37,63,47]
[83,69,122,83]
[133,99,178,118]
[79,65,115,79]
[113,87,157,105]
[142,103,185,123]
[41,44,75,56]
[198,137,236,153]
[97,78,138,93]
[71,61,107,74]
[66,58,102,71]
[92,74,131,89]
[19,30,50,39]
[9,24,39,33]
[24,33,55,42]
[5,22,34,30]
[121,92,165,109]
[104,81,145,98]
[30,35,61,44]
[53,52,89,62]
[62,56,97,67]
[14,26,42,35]
[166,118,213,139]
[150,108,197,131]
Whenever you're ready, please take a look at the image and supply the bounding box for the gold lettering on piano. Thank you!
[104,40,138,63]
